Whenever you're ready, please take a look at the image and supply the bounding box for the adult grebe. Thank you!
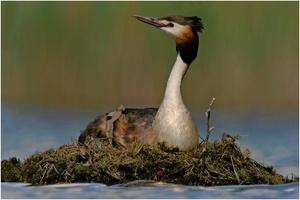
[78,15,204,151]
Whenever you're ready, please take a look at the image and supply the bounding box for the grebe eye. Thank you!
[169,23,174,27]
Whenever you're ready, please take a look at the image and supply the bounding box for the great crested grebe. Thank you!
[78,15,204,151]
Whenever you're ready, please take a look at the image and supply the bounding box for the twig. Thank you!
[230,155,241,184]
[201,98,216,180]
[205,97,215,142]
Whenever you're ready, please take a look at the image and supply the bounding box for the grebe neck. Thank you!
[162,53,189,108]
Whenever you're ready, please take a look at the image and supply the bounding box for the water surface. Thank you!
[1,182,298,199]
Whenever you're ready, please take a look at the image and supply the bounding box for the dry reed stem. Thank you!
[201,97,216,179]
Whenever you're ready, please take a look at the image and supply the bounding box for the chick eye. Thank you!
[168,23,174,27]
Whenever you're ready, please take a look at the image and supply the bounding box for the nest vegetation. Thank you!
[1,132,288,186]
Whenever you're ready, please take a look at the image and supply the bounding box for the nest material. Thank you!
[1,132,287,186]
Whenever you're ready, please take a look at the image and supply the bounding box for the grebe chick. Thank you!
[78,15,204,151]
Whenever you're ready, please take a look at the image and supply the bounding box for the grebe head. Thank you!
[132,15,204,64]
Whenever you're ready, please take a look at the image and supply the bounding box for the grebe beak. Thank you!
[132,15,166,28]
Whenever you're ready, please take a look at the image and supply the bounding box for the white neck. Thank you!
[161,53,189,109]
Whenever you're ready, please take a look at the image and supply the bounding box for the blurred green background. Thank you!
[2,1,299,111]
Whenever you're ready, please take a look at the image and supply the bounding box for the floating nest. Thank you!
[1,132,289,186]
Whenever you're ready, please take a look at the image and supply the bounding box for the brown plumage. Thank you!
[78,106,158,149]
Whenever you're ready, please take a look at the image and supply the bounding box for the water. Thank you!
[1,103,299,198]
[1,182,299,199]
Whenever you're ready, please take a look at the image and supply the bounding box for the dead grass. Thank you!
[1,132,288,186]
